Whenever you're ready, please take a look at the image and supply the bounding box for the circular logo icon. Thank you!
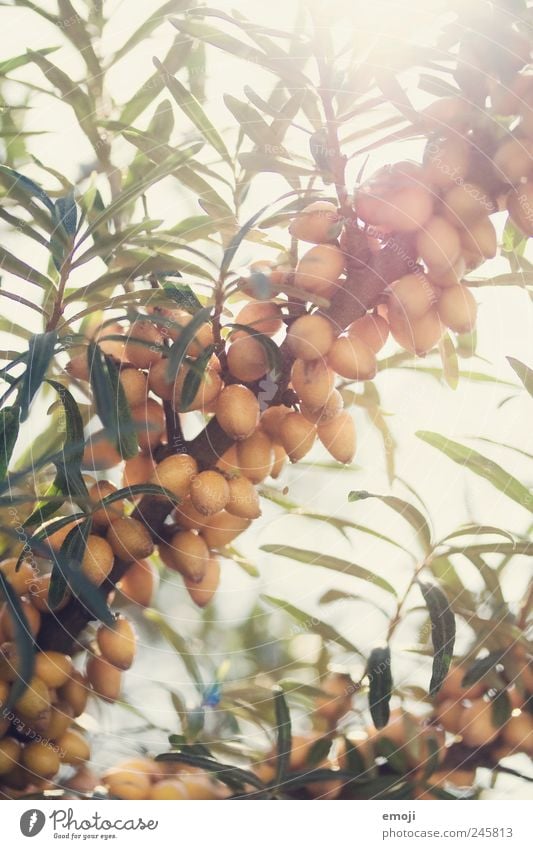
[20,810,46,838]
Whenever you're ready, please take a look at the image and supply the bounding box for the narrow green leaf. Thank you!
[49,519,91,610]
[223,94,280,149]
[367,646,392,729]
[100,483,181,509]
[507,356,533,398]
[261,544,396,596]
[273,686,291,786]
[0,47,59,76]
[165,305,212,383]
[18,331,57,421]
[348,491,432,553]
[221,192,296,276]
[159,283,203,315]
[120,39,192,125]
[0,570,34,708]
[156,750,265,792]
[0,246,54,291]
[0,406,19,482]
[418,581,456,696]
[180,344,215,411]
[491,690,512,728]
[416,431,533,512]
[112,0,189,65]
[155,58,231,165]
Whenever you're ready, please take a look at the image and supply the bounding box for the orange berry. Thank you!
[0,558,36,596]
[226,335,270,383]
[122,452,156,490]
[317,410,356,464]
[149,453,198,501]
[119,368,148,408]
[34,651,73,689]
[106,517,154,563]
[86,654,122,702]
[260,405,291,440]
[416,215,461,272]
[184,556,221,608]
[356,162,434,233]
[81,535,114,586]
[294,244,345,299]
[124,319,163,369]
[200,511,250,549]
[59,670,89,717]
[22,741,60,779]
[131,398,165,452]
[226,476,261,519]
[88,480,124,529]
[161,531,210,582]
[97,615,137,670]
[215,384,260,440]
[288,200,340,243]
[237,430,274,483]
[118,559,158,607]
[57,728,91,766]
[327,336,377,381]
[437,284,477,333]
[423,136,471,189]
[347,313,389,353]
[389,308,443,355]
[234,301,283,337]
[279,412,316,461]
[291,358,335,411]
[190,471,230,516]
[388,273,436,320]
[287,314,335,360]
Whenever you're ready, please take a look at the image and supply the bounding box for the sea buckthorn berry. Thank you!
[82,433,121,470]
[387,273,436,320]
[0,737,21,775]
[88,480,124,529]
[149,453,198,501]
[215,384,260,440]
[327,336,377,381]
[287,314,335,360]
[152,306,213,355]
[270,443,287,479]
[294,244,345,299]
[161,531,210,583]
[508,181,533,237]
[147,359,173,400]
[190,471,230,516]
[28,574,69,614]
[122,453,156,490]
[0,558,36,596]
[66,352,90,382]
[291,358,335,411]
[494,137,533,184]
[184,556,221,608]
[57,728,91,766]
[97,615,137,670]
[226,335,270,383]
[82,535,114,586]
[288,200,340,243]
[437,284,477,333]
[131,398,165,451]
[226,477,261,519]
[236,430,274,483]
[1,598,40,639]
[460,216,497,264]
[174,499,209,531]
[46,701,74,740]
[459,699,500,748]
[59,670,89,717]
[279,412,316,462]
[429,256,467,289]
[301,388,343,425]
[442,182,496,227]
[106,517,154,563]
[214,444,241,477]
[22,741,60,779]
[260,405,291,441]
[423,136,471,189]
[124,319,164,369]
[347,314,389,353]
[234,301,283,337]
[501,713,533,754]
[317,410,356,464]
[173,362,222,411]
[86,654,122,702]
[104,765,151,800]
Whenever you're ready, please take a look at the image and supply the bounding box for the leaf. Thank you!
[418,581,456,696]
[347,491,432,553]
[438,333,459,390]
[261,544,396,596]
[159,283,203,315]
[100,483,181,510]
[223,94,280,149]
[416,431,533,512]
[112,0,190,65]
[49,519,91,610]
[18,331,57,421]
[52,542,114,627]
[491,690,512,728]
[261,594,364,655]
[180,344,215,411]
[0,570,34,708]
[88,343,138,459]
[156,750,265,792]
[462,651,506,687]
[0,47,59,76]
[155,58,231,165]
[507,356,533,398]
[0,406,19,482]
[0,246,54,291]
[367,646,393,729]
[272,686,292,786]
[165,305,212,383]
[121,38,192,125]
